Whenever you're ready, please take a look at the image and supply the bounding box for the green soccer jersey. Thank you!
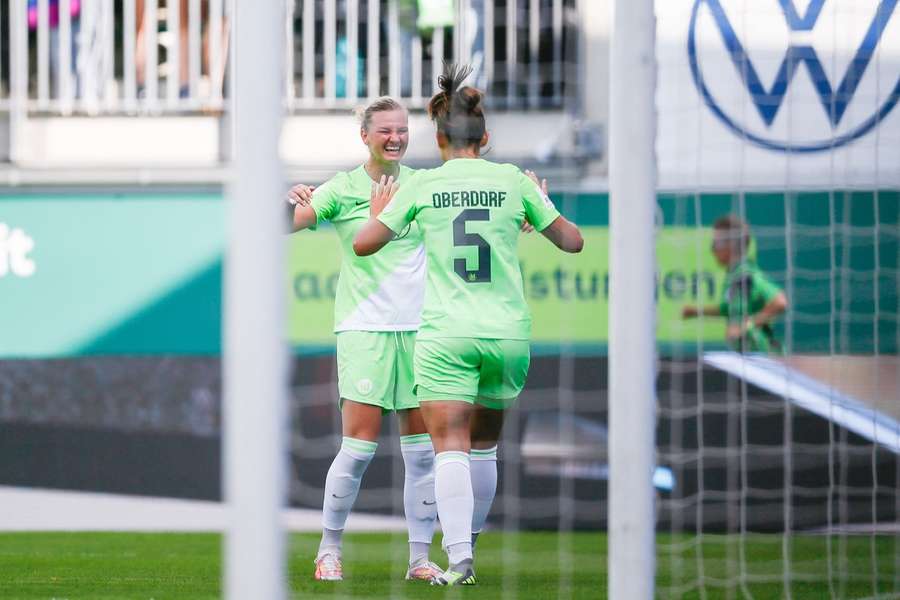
[377,158,561,340]
[311,164,425,332]
[719,259,783,352]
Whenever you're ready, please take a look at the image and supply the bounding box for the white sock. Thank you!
[401,433,437,565]
[319,528,342,555]
[434,451,473,564]
[318,437,377,556]
[471,446,498,539]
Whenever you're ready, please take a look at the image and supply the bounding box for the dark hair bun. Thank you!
[427,62,486,149]
[437,63,473,98]
[456,87,481,112]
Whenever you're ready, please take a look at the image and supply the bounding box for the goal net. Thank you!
[1,1,898,598]
[654,0,900,597]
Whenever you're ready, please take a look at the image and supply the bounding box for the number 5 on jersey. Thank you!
[453,209,492,283]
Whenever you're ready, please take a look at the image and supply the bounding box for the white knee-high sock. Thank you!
[434,451,473,565]
[401,433,437,565]
[471,446,498,540]
[318,437,377,556]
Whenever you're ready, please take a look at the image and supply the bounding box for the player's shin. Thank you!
[400,433,437,565]
[434,451,474,565]
[318,437,378,557]
[470,445,498,547]
[400,434,444,581]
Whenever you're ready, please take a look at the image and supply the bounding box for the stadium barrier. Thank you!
[3,0,576,115]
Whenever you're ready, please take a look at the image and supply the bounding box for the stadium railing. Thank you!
[3,0,576,116]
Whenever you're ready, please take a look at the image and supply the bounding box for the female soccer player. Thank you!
[288,97,442,582]
[353,64,584,585]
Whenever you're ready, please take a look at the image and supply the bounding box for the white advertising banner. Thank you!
[657,0,900,190]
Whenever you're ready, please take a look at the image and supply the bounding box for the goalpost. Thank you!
[223,1,287,599]
[608,1,658,598]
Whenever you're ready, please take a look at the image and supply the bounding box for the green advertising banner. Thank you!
[287,227,725,347]
[0,189,895,357]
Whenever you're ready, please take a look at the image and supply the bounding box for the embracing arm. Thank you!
[521,169,583,253]
[292,205,318,231]
[287,183,318,232]
[540,215,584,253]
[353,221,397,256]
[352,175,400,256]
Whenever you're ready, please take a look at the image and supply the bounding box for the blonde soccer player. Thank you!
[353,64,584,585]
[288,97,442,582]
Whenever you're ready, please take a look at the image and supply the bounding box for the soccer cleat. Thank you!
[313,552,343,581]
[430,561,477,586]
[405,558,443,581]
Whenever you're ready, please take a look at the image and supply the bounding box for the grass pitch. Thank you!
[0,531,896,599]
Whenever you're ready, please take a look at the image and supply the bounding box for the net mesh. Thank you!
[656,0,900,597]
[1,1,898,598]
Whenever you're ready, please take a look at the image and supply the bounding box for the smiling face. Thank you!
[361,109,409,165]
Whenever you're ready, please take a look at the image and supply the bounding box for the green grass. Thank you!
[0,532,897,599]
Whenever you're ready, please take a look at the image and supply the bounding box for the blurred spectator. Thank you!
[27,0,81,97]
[135,0,229,100]
[415,0,486,90]
[460,0,486,89]
[681,215,788,353]
[398,0,418,97]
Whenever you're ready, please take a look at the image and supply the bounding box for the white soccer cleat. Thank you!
[313,551,343,581]
[405,558,443,581]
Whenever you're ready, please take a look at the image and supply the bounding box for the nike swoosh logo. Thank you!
[423,500,436,506]
[332,492,353,499]
[355,199,368,205]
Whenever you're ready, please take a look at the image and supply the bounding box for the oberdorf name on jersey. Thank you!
[431,190,507,209]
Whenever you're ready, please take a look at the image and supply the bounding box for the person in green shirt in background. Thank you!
[682,214,789,353]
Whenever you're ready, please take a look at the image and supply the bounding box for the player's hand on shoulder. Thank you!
[525,169,550,198]
[370,174,399,218]
[287,183,316,207]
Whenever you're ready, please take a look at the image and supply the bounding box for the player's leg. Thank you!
[315,331,391,581]
[315,400,382,580]
[397,408,441,580]
[414,338,480,586]
[470,405,504,547]
[419,400,477,585]
[470,339,530,548]
[395,331,440,580]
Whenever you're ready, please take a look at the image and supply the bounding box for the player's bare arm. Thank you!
[725,291,788,340]
[682,305,721,319]
[287,183,318,232]
[353,175,399,256]
[527,172,583,253]
[540,215,584,253]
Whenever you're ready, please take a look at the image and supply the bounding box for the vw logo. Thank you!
[688,0,900,152]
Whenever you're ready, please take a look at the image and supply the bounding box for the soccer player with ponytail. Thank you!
[354,64,584,585]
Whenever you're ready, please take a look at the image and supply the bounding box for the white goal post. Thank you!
[224,1,288,599]
[608,0,658,599]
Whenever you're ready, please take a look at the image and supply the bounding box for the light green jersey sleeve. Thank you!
[377,174,420,234]
[310,172,347,227]
[519,172,561,232]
